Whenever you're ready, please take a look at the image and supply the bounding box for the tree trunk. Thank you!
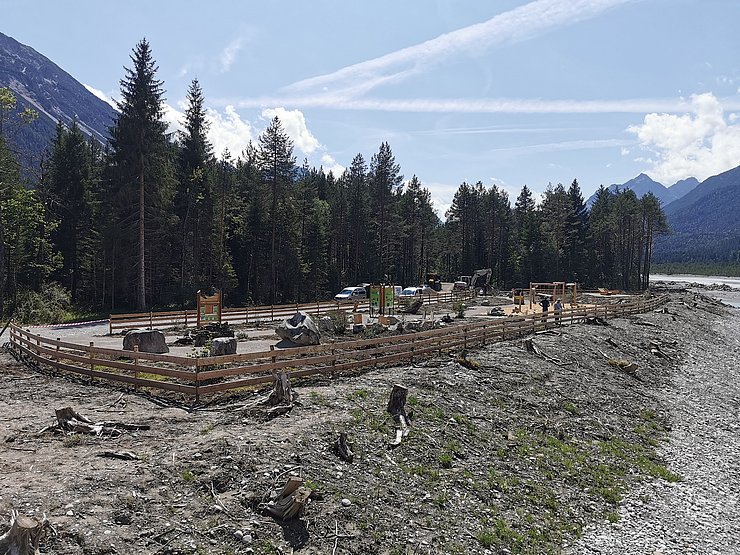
[137,158,146,310]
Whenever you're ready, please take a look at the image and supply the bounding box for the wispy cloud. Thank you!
[219,37,244,73]
[489,138,633,155]
[216,94,740,115]
[284,0,635,97]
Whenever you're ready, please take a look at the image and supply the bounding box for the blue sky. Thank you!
[4,0,740,215]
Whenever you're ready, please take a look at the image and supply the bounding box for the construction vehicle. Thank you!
[426,273,443,292]
[470,268,492,293]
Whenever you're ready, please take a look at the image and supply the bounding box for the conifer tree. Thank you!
[109,38,172,309]
[257,116,296,304]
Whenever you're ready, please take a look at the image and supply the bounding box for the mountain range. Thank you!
[586,173,699,207]
[0,31,115,169]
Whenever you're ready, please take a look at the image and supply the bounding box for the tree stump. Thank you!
[267,371,292,406]
[387,385,410,447]
[335,432,354,463]
[265,476,311,521]
[0,510,46,555]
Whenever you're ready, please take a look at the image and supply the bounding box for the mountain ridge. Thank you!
[0,31,115,166]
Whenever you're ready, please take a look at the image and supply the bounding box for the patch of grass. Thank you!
[62,434,81,447]
[562,401,580,415]
[439,452,453,469]
[347,388,369,401]
[181,469,195,483]
[606,511,620,523]
[476,518,523,549]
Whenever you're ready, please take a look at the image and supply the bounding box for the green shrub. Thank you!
[12,283,72,325]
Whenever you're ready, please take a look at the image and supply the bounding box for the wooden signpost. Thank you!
[196,289,222,327]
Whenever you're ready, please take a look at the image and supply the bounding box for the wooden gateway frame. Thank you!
[529,282,578,310]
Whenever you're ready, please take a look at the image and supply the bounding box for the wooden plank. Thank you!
[196,374,274,395]
[196,352,338,381]
[26,342,196,380]
[12,332,196,366]
[12,342,196,394]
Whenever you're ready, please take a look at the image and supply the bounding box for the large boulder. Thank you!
[123,329,169,354]
[210,337,237,356]
[275,311,321,346]
[319,316,335,332]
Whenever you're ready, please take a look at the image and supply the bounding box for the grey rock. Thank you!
[210,337,237,356]
[352,323,365,334]
[123,329,169,354]
[275,311,321,346]
[319,316,335,332]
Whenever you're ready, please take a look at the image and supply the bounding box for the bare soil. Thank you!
[0,291,733,554]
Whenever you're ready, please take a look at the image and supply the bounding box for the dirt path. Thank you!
[569,304,740,554]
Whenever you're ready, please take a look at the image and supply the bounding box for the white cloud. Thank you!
[206,106,255,158]
[320,154,345,176]
[261,107,320,154]
[219,37,244,73]
[628,93,740,184]
[284,0,633,97]
[83,83,118,110]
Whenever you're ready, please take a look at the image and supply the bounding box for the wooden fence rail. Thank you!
[10,295,668,401]
[107,291,474,333]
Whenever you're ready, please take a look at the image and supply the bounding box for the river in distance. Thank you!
[650,274,740,308]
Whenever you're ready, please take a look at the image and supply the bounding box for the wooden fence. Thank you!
[108,291,474,333]
[9,295,668,401]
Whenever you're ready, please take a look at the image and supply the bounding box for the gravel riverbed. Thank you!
[569,305,740,554]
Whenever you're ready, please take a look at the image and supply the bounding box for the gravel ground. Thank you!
[569,305,740,554]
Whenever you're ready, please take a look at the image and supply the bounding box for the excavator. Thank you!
[470,268,492,293]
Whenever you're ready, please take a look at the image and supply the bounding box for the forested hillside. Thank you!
[0,40,669,317]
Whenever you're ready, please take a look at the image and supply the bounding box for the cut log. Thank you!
[335,432,354,463]
[265,476,311,521]
[585,316,609,326]
[267,371,292,406]
[0,510,46,555]
[96,451,139,461]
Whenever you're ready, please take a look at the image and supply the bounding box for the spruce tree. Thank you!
[257,116,296,304]
[109,38,171,309]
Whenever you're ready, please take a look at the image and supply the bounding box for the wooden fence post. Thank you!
[410,335,415,363]
[109,317,113,335]
[149,311,153,330]
[463,326,468,350]
[133,345,139,384]
[245,306,249,325]
[271,305,274,322]
[55,338,60,368]
[89,342,95,380]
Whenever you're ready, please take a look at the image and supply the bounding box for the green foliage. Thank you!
[13,282,72,325]
[452,301,466,318]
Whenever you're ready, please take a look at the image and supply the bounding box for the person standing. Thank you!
[539,296,550,325]
[554,298,563,325]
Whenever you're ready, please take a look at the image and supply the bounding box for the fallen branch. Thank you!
[51,407,150,438]
[96,451,139,461]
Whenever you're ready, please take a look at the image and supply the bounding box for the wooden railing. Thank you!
[108,291,474,333]
[9,295,668,401]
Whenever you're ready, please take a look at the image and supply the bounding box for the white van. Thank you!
[334,286,367,302]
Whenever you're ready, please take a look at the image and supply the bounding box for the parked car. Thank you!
[452,281,469,292]
[334,286,368,302]
[398,287,422,299]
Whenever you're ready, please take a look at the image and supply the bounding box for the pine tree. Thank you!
[369,142,403,281]
[175,78,215,301]
[257,116,296,304]
[109,38,172,310]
